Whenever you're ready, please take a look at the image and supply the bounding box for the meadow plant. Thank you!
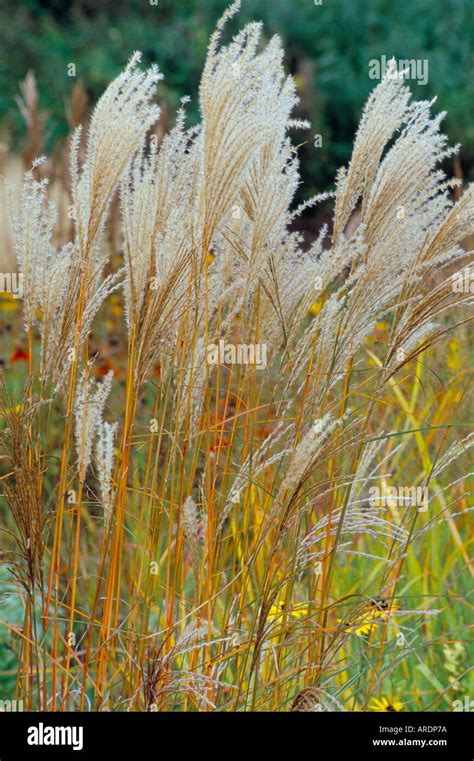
[0,2,472,711]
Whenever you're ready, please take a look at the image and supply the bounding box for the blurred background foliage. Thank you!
[0,0,473,194]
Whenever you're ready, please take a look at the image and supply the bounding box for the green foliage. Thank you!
[0,567,24,696]
[0,0,473,195]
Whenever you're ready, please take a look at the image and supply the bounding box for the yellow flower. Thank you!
[368,696,404,712]
[268,601,309,622]
[0,293,18,312]
[341,600,400,636]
